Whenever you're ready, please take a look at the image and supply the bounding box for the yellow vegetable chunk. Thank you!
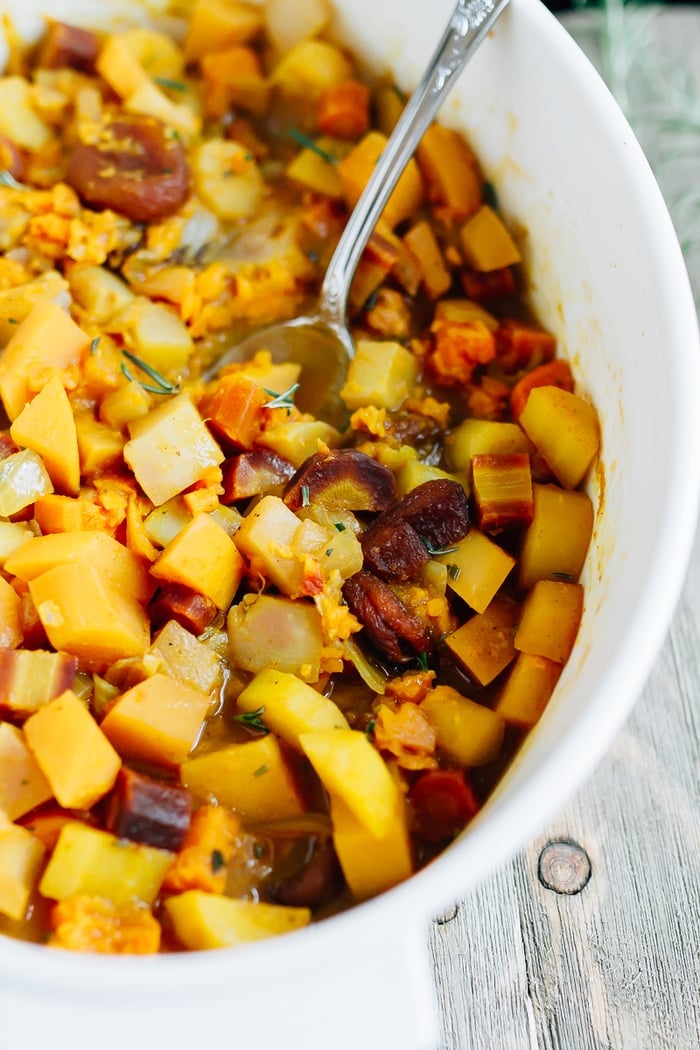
[184,0,264,62]
[338,131,424,229]
[0,723,53,821]
[286,138,345,198]
[69,264,135,324]
[74,412,125,477]
[519,386,601,489]
[459,205,522,272]
[445,595,519,686]
[330,794,412,902]
[193,140,264,221]
[494,653,562,728]
[234,495,305,595]
[124,392,224,507]
[143,496,191,548]
[421,685,505,766]
[39,822,173,906]
[519,484,594,590]
[10,376,80,495]
[0,76,51,151]
[7,530,153,604]
[125,300,194,374]
[99,380,152,430]
[0,449,54,517]
[0,522,34,567]
[271,39,352,98]
[227,594,324,682]
[437,529,515,614]
[101,673,213,769]
[514,579,584,664]
[96,35,150,98]
[340,339,418,411]
[0,272,69,347]
[259,419,341,468]
[0,300,89,421]
[29,564,150,672]
[299,728,400,839]
[0,824,45,921]
[24,691,121,810]
[165,891,310,950]
[149,620,223,698]
[236,669,348,748]
[124,80,201,138]
[403,220,451,299]
[265,0,331,52]
[417,124,482,218]
[0,649,77,717]
[0,577,22,649]
[445,419,531,472]
[181,735,306,822]
[151,513,245,610]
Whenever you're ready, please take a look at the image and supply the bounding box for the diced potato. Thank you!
[74,413,125,477]
[39,822,173,906]
[375,84,404,137]
[6,531,153,604]
[0,300,89,421]
[234,495,304,594]
[69,265,135,324]
[236,669,348,748]
[10,375,80,496]
[125,299,194,374]
[396,461,464,498]
[124,80,201,138]
[265,0,331,52]
[330,793,412,901]
[0,449,53,517]
[151,513,245,610]
[28,564,151,672]
[286,138,345,198]
[181,735,306,822]
[445,595,519,686]
[0,521,34,568]
[99,380,152,430]
[144,496,192,547]
[228,594,324,682]
[193,139,264,221]
[494,653,562,728]
[184,0,264,63]
[514,580,584,664]
[0,723,53,821]
[271,39,352,99]
[445,419,531,472]
[0,271,69,347]
[460,205,522,272]
[436,529,515,614]
[24,691,121,810]
[299,728,400,838]
[421,685,505,766]
[149,620,223,698]
[340,339,418,411]
[117,27,185,82]
[124,392,224,507]
[0,577,22,649]
[338,131,424,229]
[519,386,600,489]
[101,673,213,769]
[519,484,594,590]
[0,824,45,921]
[165,891,310,950]
[417,124,482,218]
[259,419,341,468]
[0,649,77,717]
[0,76,51,151]
[96,35,150,98]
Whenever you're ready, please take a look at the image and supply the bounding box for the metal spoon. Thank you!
[208,0,511,425]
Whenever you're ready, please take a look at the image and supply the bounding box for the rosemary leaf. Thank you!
[121,349,179,395]
[232,706,269,734]
[288,129,337,164]
[0,169,28,191]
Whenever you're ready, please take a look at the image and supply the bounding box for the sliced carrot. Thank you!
[495,318,557,373]
[317,80,370,140]
[510,359,574,419]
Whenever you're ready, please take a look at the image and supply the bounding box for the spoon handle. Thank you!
[318,0,511,333]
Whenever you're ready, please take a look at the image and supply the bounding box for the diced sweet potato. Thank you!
[317,80,370,140]
[429,316,495,386]
[0,824,45,921]
[417,124,481,218]
[48,895,161,954]
[338,131,424,230]
[496,320,558,376]
[445,595,519,686]
[514,579,584,664]
[184,0,264,63]
[494,652,562,728]
[151,513,245,610]
[9,376,80,496]
[200,373,268,449]
[201,45,269,119]
[162,804,241,895]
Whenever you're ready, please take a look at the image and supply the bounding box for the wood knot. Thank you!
[435,904,459,924]
[537,840,591,895]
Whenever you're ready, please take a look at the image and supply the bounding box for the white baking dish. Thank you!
[0,0,698,1047]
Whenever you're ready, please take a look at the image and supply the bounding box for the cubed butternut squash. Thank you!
[9,376,80,496]
[519,386,600,489]
[445,595,519,686]
[514,579,584,664]
[340,339,418,411]
[519,484,594,591]
[236,669,347,748]
[24,691,121,810]
[436,529,515,613]
[421,685,505,767]
[271,39,351,99]
[151,513,245,610]
[180,735,306,822]
[0,824,45,921]
[494,652,562,728]
[184,0,264,63]
[286,137,345,198]
[165,891,310,950]
[417,124,482,218]
[459,205,522,272]
[39,822,173,906]
[330,793,412,902]
[101,674,213,768]
[0,723,53,821]
[403,220,451,300]
[338,131,424,229]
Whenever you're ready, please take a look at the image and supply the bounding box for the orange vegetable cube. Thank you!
[317,80,370,140]
[417,124,482,218]
[48,895,161,954]
[445,595,519,686]
[430,316,495,385]
[101,674,213,769]
[24,691,121,810]
[0,723,53,820]
[338,131,424,229]
[151,513,245,610]
[201,45,270,118]
[494,652,562,728]
[0,824,45,921]
[33,493,111,534]
[509,358,572,418]
[514,579,584,664]
[403,220,451,300]
[519,386,601,489]
[9,375,80,496]
[201,373,268,449]
[519,484,594,590]
[184,0,263,62]
[162,805,241,895]
[436,529,515,613]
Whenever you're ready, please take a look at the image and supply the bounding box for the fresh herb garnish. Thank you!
[301,484,311,508]
[90,337,101,355]
[391,83,406,101]
[263,382,299,413]
[334,522,346,532]
[364,289,379,312]
[253,842,265,859]
[325,548,333,557]
[253,763,270,778]
[0,169,28,191]
[232,706,269,734]
[211,849,225,872]
[366,717,376,737]
[7,317,18,325]
[288,129,337,164]
[447,563,461,581]
[155,76,187,93]
[418,652,429,672]
[553,571,574,581]
[121,350,179,395]
[483,181,498,209]
[424,541,460,556]
[307,249,320,263]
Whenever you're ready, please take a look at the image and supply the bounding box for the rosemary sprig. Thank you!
[121,349,180,395]
[0,169,28,191]
[155,76,187,93]
[288,129,337,164]
[232,706,269,734]
[263,382,299,413]
[447,563,461,581]
[301,484,311,508]
[424,541,460,556]
[90,337,101,355]
[418,652,429,672]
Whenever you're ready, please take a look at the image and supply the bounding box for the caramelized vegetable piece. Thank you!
[342,570,431,663]
[409,769,478,842]
[514,579,583,664]
[360,517,430,582]
[471,452,533,532]
[385,478,471,552]
[284,449,396,514]
[437,529,515,614]
[67,117,189,222]
[317,80,370,139]
[200,373,268,449]
[445,594,519,686]
[222,449,296,502]
[38,21,99,72]
[162,804,241,895]
[149,583,218,636]
[105,768,192,852]
[421,684,505,766]
[270,837,343,910]
[48,895,161,954]
[495,319,557,375]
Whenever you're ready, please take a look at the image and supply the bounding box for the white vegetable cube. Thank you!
[340,340,418,411]
[124,392,224,507]
[0,450,53,517]
[234,495,305,595]
[126,299,194,374]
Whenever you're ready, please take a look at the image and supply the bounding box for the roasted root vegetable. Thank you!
[0,0,600,954]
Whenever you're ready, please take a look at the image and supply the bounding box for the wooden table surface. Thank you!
[428,8,700,1048]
